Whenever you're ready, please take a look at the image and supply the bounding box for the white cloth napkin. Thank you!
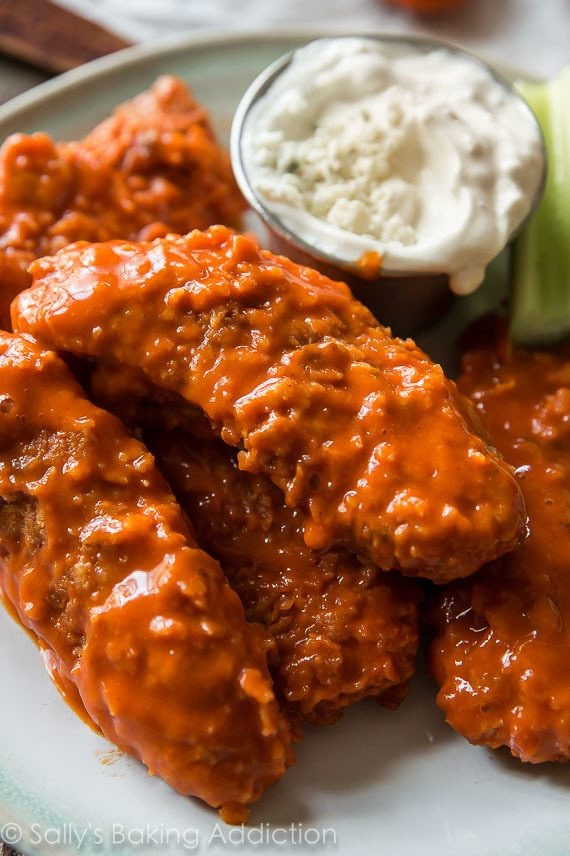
[56,0,569,78]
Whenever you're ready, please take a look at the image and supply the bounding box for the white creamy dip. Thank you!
[240,38,545,294]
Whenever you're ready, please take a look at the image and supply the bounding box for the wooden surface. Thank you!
[0,0,131,73]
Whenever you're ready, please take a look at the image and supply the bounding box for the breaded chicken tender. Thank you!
[428,329,570,762]
[14,226,525,583]
[90,361,421,724]
[0,76,244,328]
[0,332,291,821]
[154,431,422,723]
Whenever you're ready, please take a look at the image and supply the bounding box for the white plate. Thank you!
[0,31,568,856]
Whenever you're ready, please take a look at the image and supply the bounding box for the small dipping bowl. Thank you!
[231,34,546,337]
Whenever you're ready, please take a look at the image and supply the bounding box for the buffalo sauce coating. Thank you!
[15,226,524,583]
[356,250,383,280]
[428,334,570,762]
[90,363,421,723]
[0,333,291,821]
[0,75,244,328]
[154,433,421,723]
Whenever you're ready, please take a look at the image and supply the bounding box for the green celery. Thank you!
[510,68,570,346]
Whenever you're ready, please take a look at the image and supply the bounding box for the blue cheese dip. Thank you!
[239,37,545,294]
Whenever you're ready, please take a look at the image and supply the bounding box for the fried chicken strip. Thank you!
[0,332,291,821]
[0,75,244,327]
[14,226,524,583]
[428,329,570,762]
[155,432,423,723]
[90,362,422,724]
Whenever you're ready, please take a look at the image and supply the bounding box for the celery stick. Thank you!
[510,68,570,346]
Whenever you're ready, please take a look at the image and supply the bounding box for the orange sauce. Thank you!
[0,332,291,820]
[0,76,244,329]
[355,249,383,280]
[17,225,524,583]
[429,331,570,761]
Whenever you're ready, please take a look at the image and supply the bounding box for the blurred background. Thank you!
[56,0,570,76]
[0,0,568,107]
